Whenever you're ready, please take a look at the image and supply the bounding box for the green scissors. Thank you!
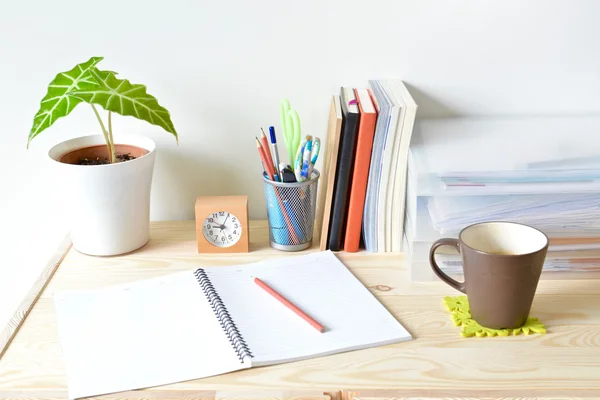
[280,99,301,168]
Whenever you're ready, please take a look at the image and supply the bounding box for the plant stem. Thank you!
[91,104,114,163]
[108,111,115,163]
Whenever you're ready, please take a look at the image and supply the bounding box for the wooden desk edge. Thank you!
[0,234,72,358]
[1,388,599,400]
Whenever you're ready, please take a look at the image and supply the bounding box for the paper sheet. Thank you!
[54,270,246,399]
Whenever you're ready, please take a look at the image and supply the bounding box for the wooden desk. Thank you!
[1,221,600,400]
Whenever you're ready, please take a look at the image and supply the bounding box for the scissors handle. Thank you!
[288,110,301,143]
[307,137,320,177]
[280,99,292,161]
[287,110,301,163]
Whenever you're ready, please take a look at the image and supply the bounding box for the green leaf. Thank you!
[28,56,103,147]
[70,69,178,142]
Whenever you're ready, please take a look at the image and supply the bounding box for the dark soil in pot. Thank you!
[58,144,149,165]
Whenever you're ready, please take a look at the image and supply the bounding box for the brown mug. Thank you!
[429,221,549,329]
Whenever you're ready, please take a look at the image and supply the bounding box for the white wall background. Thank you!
[2,0,600,330]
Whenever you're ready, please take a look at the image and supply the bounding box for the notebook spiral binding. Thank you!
[194,268,253,363]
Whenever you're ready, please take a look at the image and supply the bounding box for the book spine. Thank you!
[344,90,377,253]
[194,268,253,363]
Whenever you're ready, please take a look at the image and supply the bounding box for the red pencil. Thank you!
[253,277,325,333]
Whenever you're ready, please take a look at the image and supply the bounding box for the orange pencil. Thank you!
[253,277,325,333]
[260,128,278,181]
[256,137,276,180]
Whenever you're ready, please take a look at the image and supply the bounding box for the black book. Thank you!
[327,87,361,251]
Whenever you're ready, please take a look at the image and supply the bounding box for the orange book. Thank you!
[344,88,377,252]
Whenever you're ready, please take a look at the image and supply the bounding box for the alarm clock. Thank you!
[195,196,249,253]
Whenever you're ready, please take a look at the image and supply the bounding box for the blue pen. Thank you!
[294,141,306,181]
[269,126,282,179]
[300,139,313,180]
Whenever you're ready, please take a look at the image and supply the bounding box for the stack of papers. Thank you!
[404,116,600,281]
[436,253,600,274]
[428,194,600,235]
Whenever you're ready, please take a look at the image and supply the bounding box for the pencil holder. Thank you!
[262,170,320,251]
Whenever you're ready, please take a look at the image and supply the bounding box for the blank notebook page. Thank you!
[206,250,412,366]
[54,270,246,400]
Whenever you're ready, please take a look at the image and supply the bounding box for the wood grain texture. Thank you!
[349,388,600,399]
[0,389,333,400]
[0,234,71,359]
[1,221,600,400]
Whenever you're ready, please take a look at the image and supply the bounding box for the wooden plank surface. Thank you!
[0,234,71,358]
[1,221,600,400]
[0,389,335,400]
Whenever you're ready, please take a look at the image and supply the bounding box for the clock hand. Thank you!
[223,213,230,225]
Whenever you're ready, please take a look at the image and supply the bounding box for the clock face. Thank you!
[202,211,243,248]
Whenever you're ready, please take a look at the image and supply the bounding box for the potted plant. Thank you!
[28,56,178,256]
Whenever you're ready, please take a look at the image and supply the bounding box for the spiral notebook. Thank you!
[54,251,411,399]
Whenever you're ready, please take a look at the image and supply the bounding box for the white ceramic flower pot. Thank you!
[48,134,156,256]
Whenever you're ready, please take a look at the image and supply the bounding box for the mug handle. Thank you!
[429,238,466,293]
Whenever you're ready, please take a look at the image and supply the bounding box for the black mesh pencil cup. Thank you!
[262,170,320,251]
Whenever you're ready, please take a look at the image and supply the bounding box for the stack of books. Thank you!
[316,80,418,252]
[404,116,600,281]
